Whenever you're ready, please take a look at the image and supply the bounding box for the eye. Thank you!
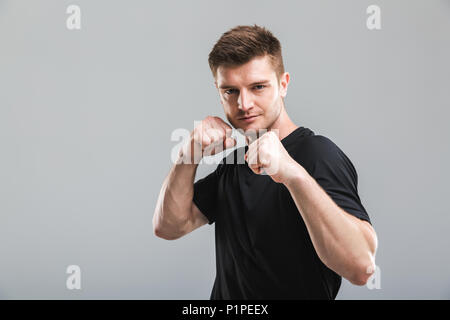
[225,89,237,95]
[254,85,265,90]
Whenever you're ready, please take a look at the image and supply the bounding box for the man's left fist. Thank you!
[244,131,302,184]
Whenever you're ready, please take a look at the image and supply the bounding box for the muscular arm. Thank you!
[152,116,235,240]
[284,164,378,286]
[153,161,208,240]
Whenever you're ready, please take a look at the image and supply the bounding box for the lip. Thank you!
[239,115,260,123]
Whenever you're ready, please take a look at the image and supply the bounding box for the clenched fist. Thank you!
[245,131,301,184]
[179,116,237,164]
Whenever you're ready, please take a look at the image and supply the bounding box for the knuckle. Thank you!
[202,134,211,144]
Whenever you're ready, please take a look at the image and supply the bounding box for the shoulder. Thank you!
[296,134,342,160]
[300,134,358,178]
[293,134,357,171]
[302,134,338,150]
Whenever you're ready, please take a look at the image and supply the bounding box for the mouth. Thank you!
[239,115,260,123]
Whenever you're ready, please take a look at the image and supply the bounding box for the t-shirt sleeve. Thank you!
[304,136,372,225]
[192,163,224,225]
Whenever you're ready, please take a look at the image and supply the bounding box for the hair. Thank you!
[208,24,285,81]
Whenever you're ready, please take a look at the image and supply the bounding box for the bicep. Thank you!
[344,210,378,255]
[308,136,372,224]
[359,220,378,255]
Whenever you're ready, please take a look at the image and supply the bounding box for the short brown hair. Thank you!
[208,24,285,80]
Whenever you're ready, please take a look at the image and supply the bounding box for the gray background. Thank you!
[0,0,449,299]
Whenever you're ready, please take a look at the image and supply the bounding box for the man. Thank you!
[153,25,378,299]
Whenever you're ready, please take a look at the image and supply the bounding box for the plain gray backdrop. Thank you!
[1,0,449,299]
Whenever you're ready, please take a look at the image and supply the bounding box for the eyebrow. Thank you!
[218,80,270,90]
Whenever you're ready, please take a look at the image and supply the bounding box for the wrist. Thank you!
[178,136,203,165]
[283,161,309,190]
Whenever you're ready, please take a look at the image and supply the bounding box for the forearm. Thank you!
[284,163,375,285]
[153,159,199,235]
[153,117,236,238]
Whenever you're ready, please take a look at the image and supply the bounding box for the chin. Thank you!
[241,124,268,137]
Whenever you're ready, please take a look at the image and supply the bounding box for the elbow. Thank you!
[154,227,180,240]
[152,219,177,240]
[349,273,370,287]
[348,233,378,286]
[152,209,169,240]
[348,260,376,286]
[152,222,164,239]
[152,209,162,238]
[152,210,184,241]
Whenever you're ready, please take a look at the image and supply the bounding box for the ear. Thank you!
[279,72,290,98]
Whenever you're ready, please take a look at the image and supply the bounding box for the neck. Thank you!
[268,104,298,140]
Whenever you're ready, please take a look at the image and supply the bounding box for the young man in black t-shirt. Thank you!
[153,25,378,299]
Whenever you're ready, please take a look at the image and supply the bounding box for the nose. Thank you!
[237,89,253,111]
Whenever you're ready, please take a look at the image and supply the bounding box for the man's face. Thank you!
[215,55,289,134]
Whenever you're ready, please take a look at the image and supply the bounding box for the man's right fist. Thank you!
[178,116,237,164]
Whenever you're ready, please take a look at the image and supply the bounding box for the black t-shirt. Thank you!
[193,126,371,300]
